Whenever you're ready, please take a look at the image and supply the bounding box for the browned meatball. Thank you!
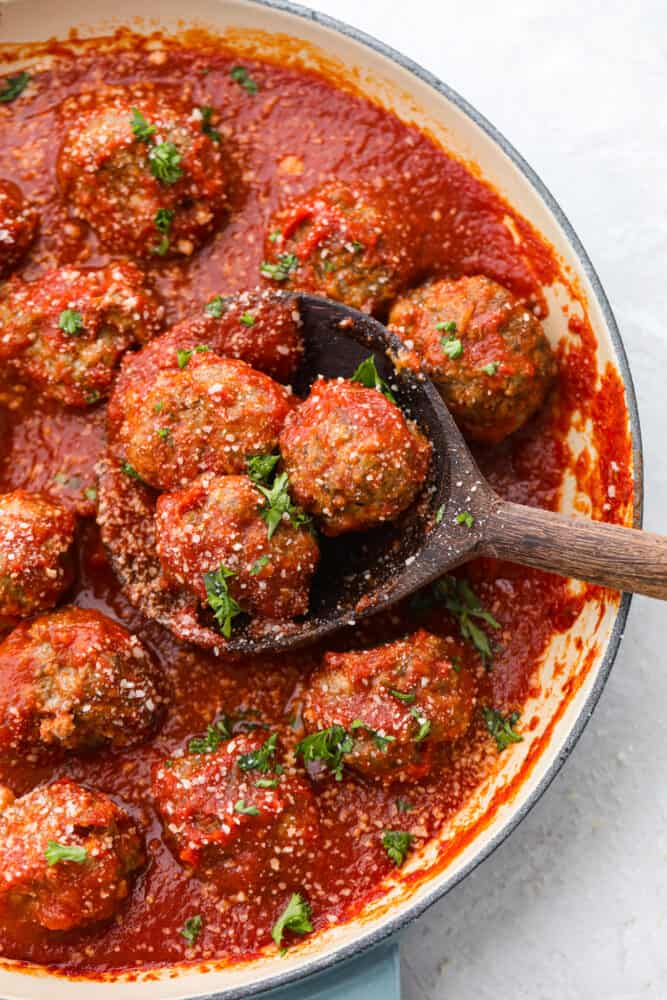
[0,179,37,279]
[0,779,144,931]
[58,87,228,259]
[302,630,476,781]
[152,730,319,891]
[0,490,75,626]
[262,181,413,314]
[279,377,431,535]
[0,607,163,761]
[0,263,163,406]
[108,348,293,491]
[155,473,319,626]
[388,275,556,443]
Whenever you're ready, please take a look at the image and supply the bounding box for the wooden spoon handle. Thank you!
[485,499,667,599]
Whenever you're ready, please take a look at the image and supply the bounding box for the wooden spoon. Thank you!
[225,293,666,654]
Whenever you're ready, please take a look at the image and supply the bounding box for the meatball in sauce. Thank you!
[0,179,37,279]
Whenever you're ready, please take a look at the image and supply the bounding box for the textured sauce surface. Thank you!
[0,32,633,974]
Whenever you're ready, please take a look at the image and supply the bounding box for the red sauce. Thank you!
[0,30,633,975]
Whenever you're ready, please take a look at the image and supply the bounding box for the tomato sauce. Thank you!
[0,30,633,975]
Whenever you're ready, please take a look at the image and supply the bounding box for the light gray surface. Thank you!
[311,1,666,997]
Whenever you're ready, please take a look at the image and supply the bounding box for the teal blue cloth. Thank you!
[259,942,400,999]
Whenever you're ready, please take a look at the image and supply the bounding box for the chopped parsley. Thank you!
[321,259,337,273]
[130,107,156,143]
[382,830,413,867]
[255,778,278,789]
[152,207,175,256]
[250,554,270,575]
[296,725,354,781]
[230,65,259,95]
[181,915,202,946]
[396,798,414,813]
[271,894,312,950]
[234,799,260,816]
[204,565,241,637]
[246,452,280,485]
[441,335,463,360]
[410,706,431,742]
[350,355,397,404]
[239,311,256,327]
[268,229,282,243]
[435,504,445,524]
[149,141,183,185]
[256,471,311,540]
[84,486,97,503]
[177,348,192,369]
[120,460,142,480]
[0,71,30,104]
[199,105,221,142]
[188,717,232,754]
[238,732,279,773]
[205,294,225,318]
[260,254,299,281]
[58,309,83,335]
[153,401,163,413]
[482,362,499,375]
[157,427,171,440]
[435,320,457,333]
[389,688,416,704]
[431,576,500,667]
[482,707,522,752]
[350,719,396,753]
[351,240,364,252]
[45,841,87,866]
[456,511,475,529]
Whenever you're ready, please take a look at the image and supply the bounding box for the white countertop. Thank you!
[313,1,667,996]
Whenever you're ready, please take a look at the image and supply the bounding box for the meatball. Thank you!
[0,179,37,279]
[108,349,292,491]
[0,263,163,406]
[263,181,413,314]
[152,731,319,890]
[388,275,556,443]
[167,288,303,383]
[58,87,228,258]
[155,473,319,624]
[303,630,476,781]
[279,377,431,536]
[0,779,144,931]
[0,490,75,625]
[0,607,163,760]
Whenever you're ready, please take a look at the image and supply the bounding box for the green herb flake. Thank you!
[482,362,499,376]
[396,799,414,813]
[152,207,175,256]
[239,311,256,327]
[0,71,30,104]
[256,471,310,540]
[435,504,445,524]
[153,401,163,414]
[177,348,193,369]
[350,719,396,753]
[271,893,312,949]
[410,706,431,742]
[58,309,83,335]
[389,688,416,704]
[382,830,413,867]
[260,254,299,282]
[441,336,463,360]
[238,732,279,773]
[431,576,501,667]
[181,915,202,947]
[205,295,225,318]
[250,554,270,576]
[268,230,282,243]
[84,486,97,503]
[246,453,280,485]
[234,799,260,816]
[157,427,171,440]
[45,841,87,866]
[255,778,278,789]
[120,461,142,481]
[456,511,475,529]
[230,65,259,95]
[296,726,354,781]
[149,141,183,185]
[435,320,457,333]
[199,105,221,142]
[130,107,156,143]
[204,564,241,638]
[482,707,523,752]
[188,717,231,754]
[350,355,397,404]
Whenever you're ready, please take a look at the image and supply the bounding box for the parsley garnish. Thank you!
[246,453,280,485]
[234,799,260,816]
[152,207,175,257]
[256,471,310,540]
[58,309,83,335]
[271,893,312,949]
[149,141,183,185]
[181,915,202,946]
[296,726,354,780]
[350,719,396,753]
[230,65,259,95]
[130,107,156,143]
[239,311,256,327]
[205,295,225,318]
[177,348,192,369]
[482,362,499,375]
[382,830,413,867]
[84,486,97,502]
[188,717,232,754]
[389,688,416,704]
[157,427,171,440]
[268,229,282,243]
[456,511,475,528]
[350,355,397,404]
[432,576,500,667]
[255,778,278,789]
[238,732,278,772]
[0,71,30,103]
[260,254,299,281]
[410,706,431,742]
[482,707,522,752]
[441,336,463,360]
[199,105,221,142]
[45,841,87,866]
[250,554,270,575]
[153,401,163,413]
[435,320,457,333]
[120,460,142,480]
[396,799,414,813]
[435,504,445,524]
[204,565,241,637]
